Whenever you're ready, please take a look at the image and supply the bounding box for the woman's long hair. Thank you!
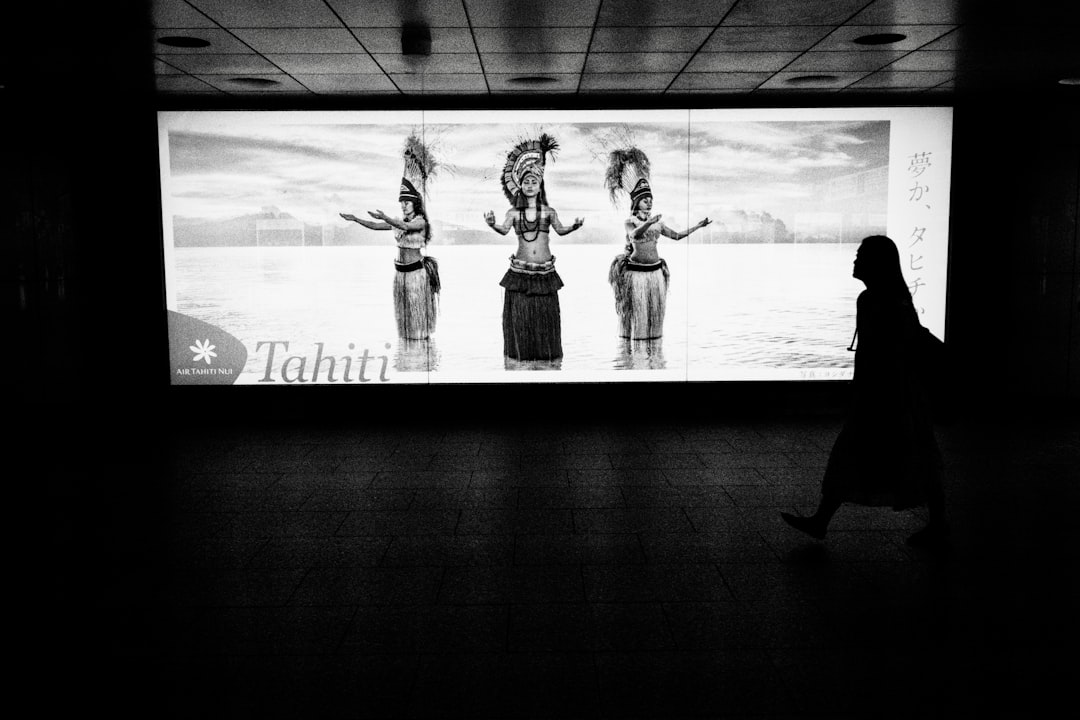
[408,196,432,244]
[859,235,911,303]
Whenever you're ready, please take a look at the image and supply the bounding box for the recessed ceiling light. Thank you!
[228,77,281,87]
[157,35,211,48]
[509,76,557,85]
[1059,77,1080,85]
[786,75,840,85]
[853,32,906,45]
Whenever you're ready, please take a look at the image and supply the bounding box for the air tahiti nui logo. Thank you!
[168,311,247,385]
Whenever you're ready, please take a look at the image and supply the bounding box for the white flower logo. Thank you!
[190,339,217,365]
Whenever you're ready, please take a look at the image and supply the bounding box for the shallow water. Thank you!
[173,243,860,384]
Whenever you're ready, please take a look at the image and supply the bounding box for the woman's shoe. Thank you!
[780,512,826,540]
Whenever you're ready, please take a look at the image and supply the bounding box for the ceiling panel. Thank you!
[684,52,801,73]
[785,51,908,72]
[352,28,477,54]
[848,0,964,25]
[196,74,311,93]
[135,0,1080,100]
[373,54,484,75]
[585,53,692,73]
[887,51,958,72]
[473,28,592,53]
[157,76,222,93]
[810,25,957,52]
[328,0,470,28]
[596,0,739,27]
[757,71,868,90]
[848,70,954,88]
[230,28,364,53]
[703,26,833,52]
[484,54,588,74]
[392,74,489,93]
[295,74,400,94]
[264,54,383,75]
[465,0,602,27]
[164,54,281,75]
[153,0,218,28]
[917,29,962,51]
[589,27,713,52]
[580,73,673,92]
[154,59,185,75]
[487,74,579,93]
[668,72,772,90]
[153,29,254,54]
[722,0,873,27]
[156,75,223,93]
[186,0,342,28]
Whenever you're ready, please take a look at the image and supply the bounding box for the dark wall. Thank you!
[7,1,165,418]
[948,97,1080,414]
[6,3,168,709]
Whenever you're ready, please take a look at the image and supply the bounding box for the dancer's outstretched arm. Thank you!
[661,216,711,241]
[629,213,663,240]
[367,209,425,232]
[483,209,514,236]
[549,208,584,236]
[340,212,391,231]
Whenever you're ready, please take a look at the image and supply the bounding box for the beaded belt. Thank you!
[508,255,556,274]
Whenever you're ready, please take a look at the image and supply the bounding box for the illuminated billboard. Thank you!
[158,107,951,385]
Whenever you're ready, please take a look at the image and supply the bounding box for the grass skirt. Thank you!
[499,266,564,360]
[608,255,669,340]
[393,257,439,340]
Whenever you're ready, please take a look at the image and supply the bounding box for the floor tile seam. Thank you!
[680,504,701,533]
[751,528,787,563]
[711,558,740,603]
[430,565,451,612]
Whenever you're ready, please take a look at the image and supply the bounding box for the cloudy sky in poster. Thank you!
[165,113,889,240]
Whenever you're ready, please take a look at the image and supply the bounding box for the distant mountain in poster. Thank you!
[172,201,881,248]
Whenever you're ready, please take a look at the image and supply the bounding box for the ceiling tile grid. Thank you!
[148,0,1080,99]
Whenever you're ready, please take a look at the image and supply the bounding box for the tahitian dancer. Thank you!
[605,147,711,340]
[340,134,441,342]
[484,133,584,363]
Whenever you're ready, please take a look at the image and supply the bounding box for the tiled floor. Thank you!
[57,408,1078,718]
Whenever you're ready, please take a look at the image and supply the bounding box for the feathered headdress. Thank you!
[399,132,439,203]
[501,132,559,204]
[604,147,652,210]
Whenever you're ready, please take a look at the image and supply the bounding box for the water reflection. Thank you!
[613,338,666,370]
[394,337,441,373]
[503,356,563,371]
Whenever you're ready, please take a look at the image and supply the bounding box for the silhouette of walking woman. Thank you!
[781,235,948,547]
